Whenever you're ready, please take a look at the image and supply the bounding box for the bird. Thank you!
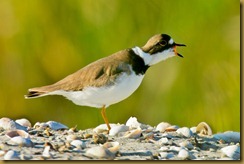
[25,34,186,132]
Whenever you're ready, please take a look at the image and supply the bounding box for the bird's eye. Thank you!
[159,40,167,46]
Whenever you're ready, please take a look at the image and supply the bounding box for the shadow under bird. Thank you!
[25,34,186,132]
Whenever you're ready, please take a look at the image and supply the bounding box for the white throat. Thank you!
[132,46,175,66]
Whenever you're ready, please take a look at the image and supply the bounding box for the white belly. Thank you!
[50,72,144,108]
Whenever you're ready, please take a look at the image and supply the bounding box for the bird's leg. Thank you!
[101,105,111,131]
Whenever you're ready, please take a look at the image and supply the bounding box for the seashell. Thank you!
[70,140,86,149]
[4,150,19,160]
[176,127,193,138]
[213,131,240,143]
[221,145,240,160]
[165,125,179,132]
[103,141,119,154]
[169,146,181,152]
[6,130,33,147]
[123,128,142,139]
[178,149,189,159]
[42,142,54,159]
[125,117,141,129]
[93,123,117,133]
[85,146,115,159]
[33,122,49,129]
[93,133,108,144]
[0,117,27,131]
[66,134,78,142]
[159,152,174,159]
[190,127,197,133]
[196,122,212,136]
[15,118,32,128]
[0,150,6,156]
[6,129,30,138]
[156,122,171,132]
[179,140,194,149]
[46,121,68,130]
[10,136,33,147]
[157,137,169,145]
[109,124,129,136]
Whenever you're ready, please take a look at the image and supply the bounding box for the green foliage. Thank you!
[0,0,240,132]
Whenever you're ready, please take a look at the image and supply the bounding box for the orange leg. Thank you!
[101,105,111,131]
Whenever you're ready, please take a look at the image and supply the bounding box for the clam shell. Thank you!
[93,123,117,133]
[46,121,68,130]
[109,125,129,136]
[156,122,171,132]
[66,134,78,142]
[165,125,179,132]
[10,136,33,147]
[213,131,240,143]
[176,127,193,138]
[70,140,86,149]
[221,145,240,160]
[4,150,19,160]
[0,117,27,131]
[123,128,142,139]
[33,122,49,129]
[85,146,115,159]
[196,122,212,136]
[6,129,30,138]
[179,140,194,149]
[6,130,33,147]
[103,141,119,154]
[15,118,32,128]
[126,117,141,129]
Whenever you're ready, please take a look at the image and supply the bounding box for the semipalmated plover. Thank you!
[25,34,186,131]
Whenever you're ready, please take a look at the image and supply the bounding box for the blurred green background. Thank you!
[0,0,240,132]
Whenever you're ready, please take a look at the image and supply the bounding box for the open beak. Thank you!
[173,43,186,58]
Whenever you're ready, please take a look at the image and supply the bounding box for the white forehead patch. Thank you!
[169,38,174,45]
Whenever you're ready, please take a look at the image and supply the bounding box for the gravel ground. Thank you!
[0,117,240,160]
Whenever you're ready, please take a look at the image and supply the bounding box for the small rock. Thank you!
[85,146,115,159]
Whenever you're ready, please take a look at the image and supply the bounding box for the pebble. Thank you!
[176,127,193,138]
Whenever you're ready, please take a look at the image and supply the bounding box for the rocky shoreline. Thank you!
[0,117,240,160]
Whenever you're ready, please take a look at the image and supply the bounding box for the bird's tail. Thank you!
[24,85,53,99]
